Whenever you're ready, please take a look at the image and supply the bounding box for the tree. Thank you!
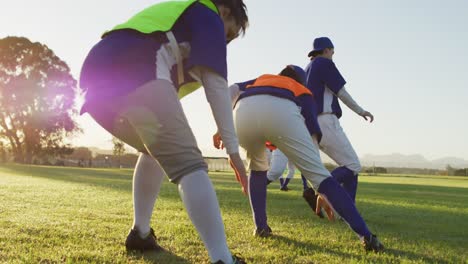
[454,168,468,177]
[0,141,7,163]
[0,36,80,163]
[374,167,387,174]
[68,147,93,161]
[112,137,126,168]
[446,165,455,176]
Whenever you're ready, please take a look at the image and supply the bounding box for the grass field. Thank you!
[0,164,467,264]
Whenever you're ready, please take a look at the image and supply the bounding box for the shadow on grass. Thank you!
[383,248,450,264]
[258,232,450,264]
[269,234,355,259]
[270,233,454,264]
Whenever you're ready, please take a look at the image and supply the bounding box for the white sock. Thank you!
[132,153,165,237]
[178,170,232,263]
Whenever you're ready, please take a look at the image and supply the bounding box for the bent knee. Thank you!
[346,162,361,175]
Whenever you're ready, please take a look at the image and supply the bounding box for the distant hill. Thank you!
[85,146,468,170]
[361,153,468,170]
[431,156,468,169]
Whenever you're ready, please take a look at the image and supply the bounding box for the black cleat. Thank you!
[125,228,162,252]
[253,225,272,238]
[362,234,384,252]
[280,185,289,191]
[213,254,247,264]
[302,188,323,218]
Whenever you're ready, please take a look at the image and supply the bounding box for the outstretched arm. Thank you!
[337,87,374,122]
[229,83,241,108]
[190,66,239,154]
[190,66,248,194]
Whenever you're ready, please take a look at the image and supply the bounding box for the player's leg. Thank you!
[246,145,271,236]
[120,80,234,262]
[282,160,295,190]
[301,175,310,190]
[318,114,361,201]
[266,148,273,166]
[279,177,285,188]
[130,153,165,242]
[267,149,288,189]
[269,110,381,249]
[234,96,272,237]
[301,174,317,214]
[178,170,233,262]
[332,166,358,201]
[87,97,165,251]
[301,180,320,216]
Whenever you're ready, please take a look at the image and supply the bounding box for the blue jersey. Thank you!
[176,3,227,80]
[80,3,227,111]
[236,79,256,91]
[305,57,346,118]
[236,76,322,141]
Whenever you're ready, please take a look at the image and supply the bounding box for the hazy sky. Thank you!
[1,0,468,160]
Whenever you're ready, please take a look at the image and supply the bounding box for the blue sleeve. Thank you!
[320,59,346,94]
[186,5,228,79]
[297,94,322,142]
[236,79,256,91]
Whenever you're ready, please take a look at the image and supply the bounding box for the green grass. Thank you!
[0,164,467,264]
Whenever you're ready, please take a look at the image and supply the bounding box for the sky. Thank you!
[1,0,468,160]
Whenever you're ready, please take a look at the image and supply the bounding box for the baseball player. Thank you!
[267,149,296,191]
[214,65,384,252]
[79,1,248,263]
[305,37,374,204]
[267,149,313,193]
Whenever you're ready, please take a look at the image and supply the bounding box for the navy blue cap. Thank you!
[308,37,334,57]
[288,65,306,85]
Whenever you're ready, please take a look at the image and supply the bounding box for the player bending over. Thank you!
[80,1,249,263]
[214,65,384,252]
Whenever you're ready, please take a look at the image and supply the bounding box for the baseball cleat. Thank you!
[125,227,162,252]
[213,255,247,264]
[316,195,335,221]
[253,225,272,238]
[362,234,385,252]
[302,188,324,217]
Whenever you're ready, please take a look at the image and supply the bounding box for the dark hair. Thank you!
[212,0,249,36]
[279,66,304,85]
[309,50,324,60]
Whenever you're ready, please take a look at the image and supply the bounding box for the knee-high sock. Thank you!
[301,174,309,190]
[283,178,291,187]
[249,170,268,229]
[318,177,371,239]
[331,166,357,202]
[343,174,358,202]
[132,154,165,236]
[331,166,354,183]
[279,177,284,187]
[178,169,232,263]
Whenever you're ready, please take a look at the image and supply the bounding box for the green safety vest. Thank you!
[105,0,220,99]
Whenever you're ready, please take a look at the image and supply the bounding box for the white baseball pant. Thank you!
[234,95,330,190]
